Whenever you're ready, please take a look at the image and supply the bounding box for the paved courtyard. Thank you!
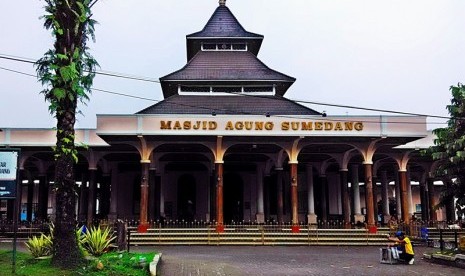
[2,242,463,275]
[133,245,464,276]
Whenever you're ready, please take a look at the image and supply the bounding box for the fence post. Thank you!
[308,224,310,246]
[261,226,264,245]
[116,219,128,252]
[439,228,444,251]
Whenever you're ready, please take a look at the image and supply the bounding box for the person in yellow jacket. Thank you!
[387,231,415,265]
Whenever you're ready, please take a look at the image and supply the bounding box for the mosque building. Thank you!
[0,0,450,229]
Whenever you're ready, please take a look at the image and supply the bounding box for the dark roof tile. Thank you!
[137,95,320,116]
[187,6,263,38]
[160,51,295,82]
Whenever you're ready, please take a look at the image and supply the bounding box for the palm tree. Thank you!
[36,0,98,268]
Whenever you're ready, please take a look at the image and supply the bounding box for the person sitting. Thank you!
[387,231,415,265]
[388,216,398,234]
[448,220,461,229]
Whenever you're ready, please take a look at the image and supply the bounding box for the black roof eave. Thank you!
[136,94,321,115]
[185,37,264,61]
[186,36,264,39]
[159,79,295,98]
[159,79,295,83]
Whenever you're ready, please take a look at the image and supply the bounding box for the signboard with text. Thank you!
[0,150,19,199]
[96,114,428,138]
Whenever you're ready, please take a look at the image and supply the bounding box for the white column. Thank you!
[159,168,165,218]
[149,167,156,221]
[256,165,265,223]
[351,164,364,222]
[205,169,211,222]
[33,179,39,208]
[380,170,390,223]
[395,172,402,220]
[407,171,413,216]
[50,183,56,221]
[108,164,118,221]
[306,165,317,224]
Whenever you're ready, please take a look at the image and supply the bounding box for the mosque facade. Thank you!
[0,1,450,228]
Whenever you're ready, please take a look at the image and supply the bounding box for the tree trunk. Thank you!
[52,108,82,268]
[38,0,97,268]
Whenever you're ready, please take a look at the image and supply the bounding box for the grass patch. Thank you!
[86,251,156,275]
[425,248,464,256]
[0,250,155,275]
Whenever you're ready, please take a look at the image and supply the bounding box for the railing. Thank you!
[0,220,51,239]
[120,219,372,230]
[125,224,391,247]
[1,219,459,230]
[2,218,463,241]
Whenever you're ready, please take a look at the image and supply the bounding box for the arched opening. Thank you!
[223,173,244,223]
[177,174,196,221]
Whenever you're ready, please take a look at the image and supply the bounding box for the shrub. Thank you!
[25,234,52,258]
[76,225,88,257]
[82,226,116,257]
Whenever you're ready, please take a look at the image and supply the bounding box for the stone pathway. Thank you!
[133,246,465,276]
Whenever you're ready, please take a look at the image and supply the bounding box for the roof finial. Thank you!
[219,0,226,6]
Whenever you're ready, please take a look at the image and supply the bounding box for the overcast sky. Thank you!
[1,0,464,129]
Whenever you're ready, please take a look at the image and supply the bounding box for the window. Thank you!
[244,86,273,93]
[232,44,247,50]
[201,43,247,51]
[219,43,231,50]
[212,87,241,93]
[178,85,275,95]
[180,86,209,93]
[202,43,216,50]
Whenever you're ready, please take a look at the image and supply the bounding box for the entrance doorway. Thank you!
[223,173,243,223]
[177,174,196,221]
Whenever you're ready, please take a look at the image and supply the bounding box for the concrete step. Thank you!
[128,228,390,246]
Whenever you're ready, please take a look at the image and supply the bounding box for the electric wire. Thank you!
[222,91,450,120]
[0,53,451,120]
[0,63,449,125]
[0,65,448,126]
[0,66,36,78]
[0,57,451,125]
[0,54,160,83]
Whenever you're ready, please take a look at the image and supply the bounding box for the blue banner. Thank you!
[0,150,19,199]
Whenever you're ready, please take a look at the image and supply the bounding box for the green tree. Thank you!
[35,0,98,268]
[428,83,465,219]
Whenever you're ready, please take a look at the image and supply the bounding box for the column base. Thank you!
[353,214,365,224]
[138,223,148,233]
[307,214,318,225]
[108,213,117,223]
[256,213,265,223]
[383,214,391,224]
[291,225,300,233]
